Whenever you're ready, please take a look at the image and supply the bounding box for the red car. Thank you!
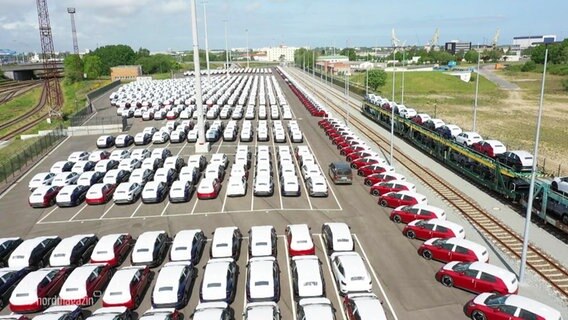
[418,237,489,263]
[402,218,465,240]
[331,135,347,145]
[326,129,340,138]
[351,157,384,170]
[318,119,331,128]
[336,139,363,150]
[85,183,116,205]
[471,140,507,158]
[59,263,114,306]
[370,181,415,196]
[463,293,561,320]
[102,266,151,309]
[90,233,133,267]
[412,114,431,125]
[9,267,70,313]
[357,164,393,177]
[389,204,446,224]
[28,186,62,208]
[435,262,518,295]
[378,191,427,208]
[345,151,375,162]
[363,172,405,186]
[285,224,315,256]
[197,178,222,200]
[340,145,369,157]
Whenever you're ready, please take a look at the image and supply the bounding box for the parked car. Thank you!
[8,236,61,269]
[28,186,61,208]
[52,172,80,187]
[321,222,353,254]
[115,134,134,148]
[243,302,280,320]
[134,133,152,146]
[131,231,170,268]
[96,135,115,149]
[49,234,98,267]
[390,204,446,224]
[402,218,465,240]
[436,124,462,140]
[435,261,518,294]
[9,267,70,312]
[200,258,238,303]
[141,181,169,204]
[455,132,483,147]
[248,226,277,257]
[90,233,132,267]
[418,237,489,263]
[102,266,151,309]
[463,293,562,320]
[290,255,324,299]
[169,180,194,203]
[551,176,568,193]
[151,261,195,309]
[296,298,334,320]
[246,256,280,302]
[285,224,315,256]
[192,302,233,320]
[0,267,29,307]
[211,227,242,260]
[330,252,372,295]
[472,140,507,158]
[113,182,143,204]
[496,150,534,172]
[71,161,97,174]
[86,183,116,205]
[343,293,387,320]
[0,238,24,267]
[197,178,222,200]
[28,172,57,191]
[378,191,427,208]
[169,229,206,264]
[58,263,113,306]
[55,185,89,207]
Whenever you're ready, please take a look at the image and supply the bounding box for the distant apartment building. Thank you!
[111,65,142,81]
[445,41,472,54]
[265,46,298,62]
[316,55,349,63]
[513,35,557,49]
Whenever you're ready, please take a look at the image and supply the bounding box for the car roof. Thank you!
[248,257,276,297]
[154,262,188,289]
[15,267,62,293]
[331,252,368,277]
[94,233,127,251]
[323,223,352,250]
[424,219,464,232]
[52,234,94,256]
[466,262,516,281]
[136,231,165,248]
[349,293,387,320]
[504,294,561,318]
[245,302,278,319]
[409,204,444,214]
[106,267,142,293]
[11,236,58,259]
[60,264,104,298]
[298,297,334,319]
[202,259,232,297]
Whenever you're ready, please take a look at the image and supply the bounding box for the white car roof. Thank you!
[9,236,59,268]
[132,231,165,263]
[292,255,323,297]
[298,297,334,319]
[170,229,201,261]
[349,293,387,320]
[90,307,129,320]
[426,237,487,259]
[248,257,276,300]
[193,302,228,320]
[50,234,95,267]
[250,226,274,257]
[103,267,144,304]
[244,302,279,319]
[152,262,189,305]
[287,224,313,252]
[504,294,561,319]
[410,219,465,236]
[139,308,177,320]
[35,305,80,320]
[11,267,62,306]
[202,259,233,300]
[212,227,237,258]
[91,233,127,262]
[59,263,105,300]
[324,222,353,251]
[331,252,370,282]
[445,261,518,291]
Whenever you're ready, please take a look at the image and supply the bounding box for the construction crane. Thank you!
[428,28,440,52]
[36,0,63,119]
[391,28,406,53]
[492,28,500,49]
[67,7,79,54]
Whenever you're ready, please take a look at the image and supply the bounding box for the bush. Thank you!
[548,64,568,76]
[521,61,536,72]
[562,79,568,92]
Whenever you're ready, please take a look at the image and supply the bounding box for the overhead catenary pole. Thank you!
[312,50,315,78]
[223,19,229,76]
[519,47,548,283]
[473,49,481,131]
[189,0,207,151]
[245,28,249,68]
[401,48,406,104]
[202,1,211,83]
[365,68,369,96]
[390,58,396,165]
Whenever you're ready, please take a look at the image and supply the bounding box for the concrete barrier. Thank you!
[67,124,122,136]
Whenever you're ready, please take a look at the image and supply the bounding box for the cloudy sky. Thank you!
[1,0,566,53]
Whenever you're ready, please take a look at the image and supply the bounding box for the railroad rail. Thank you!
[287,67,568,301]
[0,80,42,105]
[0,87,48,141]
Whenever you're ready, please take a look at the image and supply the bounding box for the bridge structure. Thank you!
[1,62,64,80]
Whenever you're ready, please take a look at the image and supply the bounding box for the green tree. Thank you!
[367,69,387,90]
[83,55,103,79]
[464,50,479,63]
[137,47,150,59]
[135,54,177,74]
[91,44,137,75]
[340,48,357,61]
[521,60,536,72]
[63,54,84,83]
[294,48,316,69]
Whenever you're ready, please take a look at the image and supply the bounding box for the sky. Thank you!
[1,0,567,53]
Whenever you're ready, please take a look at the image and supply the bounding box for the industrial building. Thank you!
[264,45,298,62]
[444,41,472,54]
[513,35,557,49]
[110,65,142,81]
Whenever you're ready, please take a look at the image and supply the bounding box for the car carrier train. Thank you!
[360,98,568,234]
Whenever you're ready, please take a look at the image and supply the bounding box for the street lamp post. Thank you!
[519,47,549,283]
[189,0,208,152]
[365,68,369,96]
[245,28,249,68]
[401,48,406,104]
[312,50,315,78]
[223,20,229,76]
[390,59,396,165]
[473,50,481,131]
[202,1,211,84]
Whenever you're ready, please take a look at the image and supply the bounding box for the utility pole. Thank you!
[473,50,481,131]
[223,19,229,76]
[190,0,209,153]
[245,28,249,68]
[401,48,406,104]
[312,50,315,78]
[67,7,79,54]
[202,1,211,84]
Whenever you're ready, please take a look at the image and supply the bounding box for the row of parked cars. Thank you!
[283,69,562,320]
[0,222,385,320]
[365,93,537,173]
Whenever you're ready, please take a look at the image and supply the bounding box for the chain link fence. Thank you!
[0,126,66,185]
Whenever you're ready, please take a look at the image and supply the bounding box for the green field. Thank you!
[0,87,43,124]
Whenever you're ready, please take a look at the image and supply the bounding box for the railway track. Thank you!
[0,80,42,105]
[0,87,48,141]
[287,67,568,301]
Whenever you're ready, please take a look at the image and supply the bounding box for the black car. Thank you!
[170,230,206,265]
[142,181,170,204]
[9,236,62,269]
[135,132,152,146]
[0,238,23,268]
[131,231,170,268]
[56,185,89,207]
[50,234,98,267]
[78,171,105,187]
[0,267,31,309]
[496,150,534,172]
[116,134,134,148]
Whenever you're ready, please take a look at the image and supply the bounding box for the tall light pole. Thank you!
[401,48,406,104]
[245,28,249,68]
[365,68,369,96]
[223,19,229,76]
[519,46,549,283]
[202,1,211,84]
[473,50,481,131]
[312,50,315,78]
[345,71,350,125]
[190,0,208,152]
[67,7,79,54]
[390,57,396,165]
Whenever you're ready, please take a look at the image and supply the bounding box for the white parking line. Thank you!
[68,204,89,221]
[270,141,284,210]
[190,196,200,214]
[98,203,116,220]
[317,234,347,320]
[37,206,60,224]
[282,234,297,320]
[0,136,71,200]
[353,234,399,320]
[304,138,343,211]
[129,202,143,218]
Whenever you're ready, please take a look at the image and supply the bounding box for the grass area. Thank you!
[0,87,43,124]
[61,79,111,116]
[151,73,174,80]
[498,69,568,100]
[0,137,41,164]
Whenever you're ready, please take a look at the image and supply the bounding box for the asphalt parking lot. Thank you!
[0,72,476,320]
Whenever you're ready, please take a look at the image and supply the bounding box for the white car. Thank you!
[49,234,97,267]
[456,131,483,147]
[240,127,253,142]
[226,176,247,197]
[8,236,60,268]
[152,131,170,144]
[52,172,80,187]
[130,148,151,161]
[211,226,242,259]
[244,302,281,320]
[95,160,118,173]
[88,151,109,162]
[55,185,88,207]
[102,266,149,308]
[246,256,279,302]
[68,151,90,162]
[297,298,335,320]
[253,174,274,196]
[322,222,354,253]
[28,186,61,208]
[96,135,114,148]
[281,174,300,196]
[142,181,168,203]
[109,150,131,161]
[32,305,83,320]
[178,166,200,184]
[50,161,74,174]
[301,164,322,181]
[119,158,141,172]
[210,153,229,169]
[169,180,193,203]
[345,293,388,320]
[291,255,324,298]
[103,169,130,185]
[306,175,328,197]
[134,132,151,146]
[248,225,277,257]
[200,258,238,303]
[131,231,169,267]
[330,251,372,294]
[399,108,417,119]
[113,182,143,204]
[552,176,568,194]
[84,306,132,320]
[129,168,154,185]
[290,130,303,143]
[152,261,194,308]
[115,134,133,148]
[257,128,269,141]
[71,161,96,174]
[273,130,286,143]
[28,172,56,191]
[90,233,131,266]
[58,263,108,305]
[170,229,206,263]
[9,267,67,311]
[187,129,198,142]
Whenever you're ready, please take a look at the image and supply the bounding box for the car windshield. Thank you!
[432,239,446,246]
[452,262,472,272]
[484,294,508,306]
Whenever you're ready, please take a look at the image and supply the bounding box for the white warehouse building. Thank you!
[513,35,557,49]
[265,45,298,62]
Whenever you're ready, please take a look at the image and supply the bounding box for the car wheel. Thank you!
[135,295,141,308]
[379,199,388,207]
[357,171,364,176]
[441,275,454,287]
[405,230,416,239]
[471,310,486,320]
[393,215,402,223]
[364,180,373,186]
[351,164,357,169]
[551,182,558,192]
[371,189,380,196]
[421,249,433,260]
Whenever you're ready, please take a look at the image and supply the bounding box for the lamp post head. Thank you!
[67,7,76,14]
